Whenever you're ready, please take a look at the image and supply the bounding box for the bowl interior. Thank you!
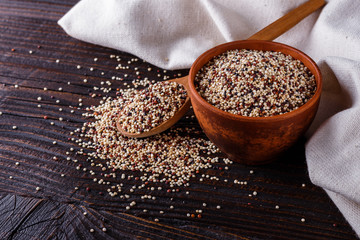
[188,40,322,122]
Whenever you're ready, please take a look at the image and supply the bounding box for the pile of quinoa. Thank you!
[118,81,187,133]
[195,49,317,117]
[81,88,220,187]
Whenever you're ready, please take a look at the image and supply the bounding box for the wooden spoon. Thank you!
[116,76,190,138]
[117,0,325,138]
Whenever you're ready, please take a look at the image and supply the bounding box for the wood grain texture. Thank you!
[0,0,358,239]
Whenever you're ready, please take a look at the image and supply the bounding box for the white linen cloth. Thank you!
[58,0,360,235]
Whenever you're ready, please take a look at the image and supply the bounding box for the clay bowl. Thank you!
[188,40,322,165]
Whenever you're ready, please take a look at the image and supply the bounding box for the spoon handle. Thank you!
[247,0,325,41]
[172,76,189,89]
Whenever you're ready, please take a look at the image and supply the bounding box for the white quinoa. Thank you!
[195,49,316,117]
[118,81,187,133]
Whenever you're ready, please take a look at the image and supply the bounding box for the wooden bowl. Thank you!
[188,40,322,165]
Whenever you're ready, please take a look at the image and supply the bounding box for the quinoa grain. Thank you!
[117,81,187,134]
[80,87,219,187]
[195,49,316,117]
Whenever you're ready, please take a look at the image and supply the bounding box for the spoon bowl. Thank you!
[116,76,191,138]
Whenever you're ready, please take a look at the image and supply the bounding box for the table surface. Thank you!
[0,0,358,239]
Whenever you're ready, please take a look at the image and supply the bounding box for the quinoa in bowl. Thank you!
[195,49,316,117]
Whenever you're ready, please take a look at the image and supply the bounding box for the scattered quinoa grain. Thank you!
[77,86,220,188]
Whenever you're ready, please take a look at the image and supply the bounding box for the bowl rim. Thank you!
[188,40,322,123]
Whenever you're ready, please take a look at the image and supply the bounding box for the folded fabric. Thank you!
[58,0,319,70]
[306,57,360,235]
[58,0,360,235]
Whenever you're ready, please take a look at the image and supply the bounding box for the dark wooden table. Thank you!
[0,1,358,239]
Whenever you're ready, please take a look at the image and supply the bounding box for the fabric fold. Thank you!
[58,0,317,69]
[307,57,360,205]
